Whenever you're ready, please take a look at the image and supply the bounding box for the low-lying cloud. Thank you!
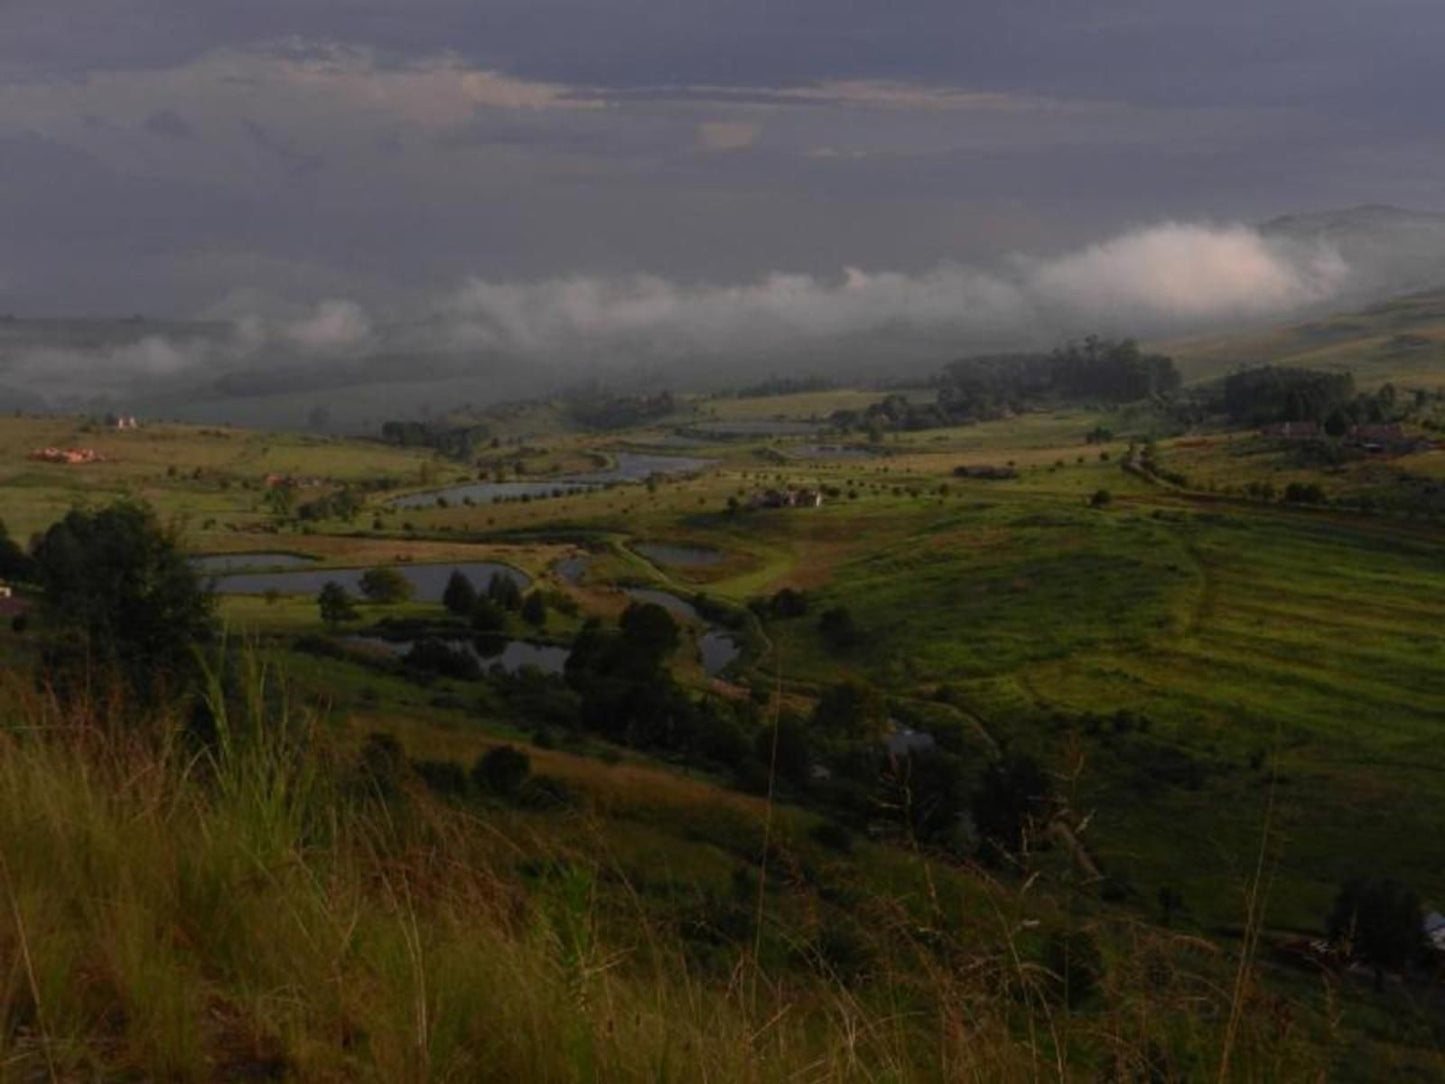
[434,222,1347,357]
[0,221,1362,414]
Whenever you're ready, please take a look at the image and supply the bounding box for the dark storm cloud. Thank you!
[0,0,1443,408]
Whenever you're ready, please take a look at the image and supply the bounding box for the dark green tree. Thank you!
[442,570,477,616]
[1327,876,1425,986]
[318,581,359,628]
[972,754,1054,863]
[470,596,507,633]
[0,518,32,581]
[359,566,414,604]
[32,501,215,703]
[618,601,680,668]
[817,606,859,650]
[754,714,812,784]
[521,590,547,628]
[487,571,524,612]
[812,680,886,740]
[472,744,531,798]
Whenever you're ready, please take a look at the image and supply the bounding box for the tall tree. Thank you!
[359,567,414,604]
[33,501,215,703]
[442,570,477,616]
[1328,876,1425,987]
[318,582,359,628]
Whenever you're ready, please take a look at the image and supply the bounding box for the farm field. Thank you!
[3,387,1445,1076]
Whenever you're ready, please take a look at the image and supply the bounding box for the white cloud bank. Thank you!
[0,222,1354,403]
[434,222,1348,356]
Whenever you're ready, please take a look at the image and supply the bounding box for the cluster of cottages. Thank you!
[262,473,327,489]
[28,447,105,465]
[108,414,140,430]
[749,488,824,509]
[1260,421,1436,455]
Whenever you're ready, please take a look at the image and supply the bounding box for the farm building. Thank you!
[29,447,105,465]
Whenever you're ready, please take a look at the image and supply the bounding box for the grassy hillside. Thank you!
[2,385,1445,1076]
[1166,288,1445,388]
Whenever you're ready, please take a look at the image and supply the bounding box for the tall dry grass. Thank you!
[0,661,1327,1081]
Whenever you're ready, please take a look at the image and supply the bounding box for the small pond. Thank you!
[389,479,594,509]
[699,631,742,676]
[351,636,570,676]
[554,555,592,585]
[388,452,715,509]
[624,587,701,622]
[633,543,724,568]
[189,552,317,573]
[620,588,741,676]
[788,444,876,459]
[208,561,530,601]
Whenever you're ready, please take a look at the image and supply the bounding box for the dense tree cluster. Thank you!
[832,337,1179,433]
[565,390,676,430]
[1220,366,1358,426]
[379,419,492,460]
[296,487,364,522]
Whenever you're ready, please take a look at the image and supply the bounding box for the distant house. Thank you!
[1344,423,1435,456]
[29,447,104,465]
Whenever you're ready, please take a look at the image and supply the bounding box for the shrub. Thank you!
[809,821,854,854]
[817,606,859,651]
[359,566,414,604]
[413,758,470,797]
[472,745,531,797]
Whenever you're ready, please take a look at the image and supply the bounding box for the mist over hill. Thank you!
[3,205,1444,429]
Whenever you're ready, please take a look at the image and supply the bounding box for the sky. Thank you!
[2,1,1444,412]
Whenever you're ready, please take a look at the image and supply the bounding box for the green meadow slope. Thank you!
[1166,287,1445,388]
[2,363,1445,1076]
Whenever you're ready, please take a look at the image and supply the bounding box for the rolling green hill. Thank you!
[1166,287,1445,388]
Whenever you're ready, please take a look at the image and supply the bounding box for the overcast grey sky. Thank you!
[2,0,1442,320]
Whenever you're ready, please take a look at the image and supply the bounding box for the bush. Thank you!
[769,587,808,619]
[443,571,478,616]
[405,638,482,681]
[809,821,854,854]
[817,606,859,651]
[472,745,531,797]
[318,582,359,628]
[517,774,578,810]
[33,501,216,704]
[360,566,414,604]
[521,591,547,627]
[413,758,470,797]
